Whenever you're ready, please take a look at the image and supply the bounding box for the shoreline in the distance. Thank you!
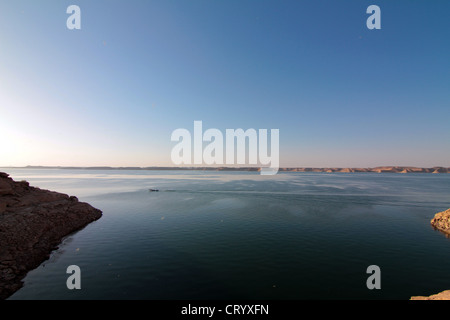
[1,166,449,173]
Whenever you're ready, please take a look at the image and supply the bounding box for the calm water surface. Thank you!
[3,168,450,300]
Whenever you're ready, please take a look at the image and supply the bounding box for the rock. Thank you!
[413,210,450,300]
[431,209,450,235]
[411,290,450,300]
[0,202,6,214]
[0,172,102,299]
[0,179,13,196]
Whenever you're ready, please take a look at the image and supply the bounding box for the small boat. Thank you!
[149,189,159,192]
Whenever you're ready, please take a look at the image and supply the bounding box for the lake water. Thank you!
[3,168,450,300]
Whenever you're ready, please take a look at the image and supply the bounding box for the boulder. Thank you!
[431,209,450,235]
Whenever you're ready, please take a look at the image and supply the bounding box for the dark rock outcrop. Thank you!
[0,172,102,299]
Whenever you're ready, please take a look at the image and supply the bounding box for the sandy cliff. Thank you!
[278,167,448,173]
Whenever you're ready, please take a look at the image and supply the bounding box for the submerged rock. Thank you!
[0,172,102,299]
[431,208,450,235]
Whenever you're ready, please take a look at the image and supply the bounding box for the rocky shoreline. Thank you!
[411,290,450,300]
[410,209,450,300]
[0,172,102,299]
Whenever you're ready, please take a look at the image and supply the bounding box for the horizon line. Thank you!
[0,165,449,173]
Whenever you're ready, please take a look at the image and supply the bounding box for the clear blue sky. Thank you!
[1,0,449,167]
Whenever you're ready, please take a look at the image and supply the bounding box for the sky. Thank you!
[0,0,449,168]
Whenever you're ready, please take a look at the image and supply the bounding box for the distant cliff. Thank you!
[277,166,449,173]
[0,172,102,299]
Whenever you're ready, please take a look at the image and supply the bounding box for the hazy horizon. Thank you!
[1,1,449,168]
[1,164,450,170]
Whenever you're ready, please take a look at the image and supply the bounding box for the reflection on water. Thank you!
[2,168,450,300]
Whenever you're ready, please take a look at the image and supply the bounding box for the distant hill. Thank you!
[3,166,448,173]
